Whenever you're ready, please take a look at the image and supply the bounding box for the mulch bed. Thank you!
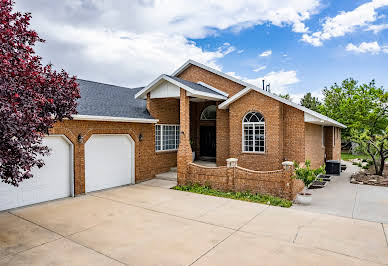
[350,164,388,187]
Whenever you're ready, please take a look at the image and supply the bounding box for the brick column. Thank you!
[177,89,193,184]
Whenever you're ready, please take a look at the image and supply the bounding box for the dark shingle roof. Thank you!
[76,79,154,119]
[166,75,226,97]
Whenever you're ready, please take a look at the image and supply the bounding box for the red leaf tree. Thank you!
[0,0,80,186]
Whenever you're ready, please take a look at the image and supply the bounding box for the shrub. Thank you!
[294,160,325,186]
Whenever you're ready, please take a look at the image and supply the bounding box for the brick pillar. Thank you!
[282,161,294,200]
[177,89,193,184]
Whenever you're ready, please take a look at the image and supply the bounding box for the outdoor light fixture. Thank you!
[139,133,144,141]
[77,134,83,144]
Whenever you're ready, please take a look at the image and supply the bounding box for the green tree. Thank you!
[351,126,387,176]
[319,78,387,139]
[300,92,321,112]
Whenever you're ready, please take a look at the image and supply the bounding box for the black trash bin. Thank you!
[326,160,341,175]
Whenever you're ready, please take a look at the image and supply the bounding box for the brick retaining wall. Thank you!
[180,163,304,200]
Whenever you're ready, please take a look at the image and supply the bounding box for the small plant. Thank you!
[352,162,358,165]
[357,163,362,167]
[362,159,367,162]
[362,165,369,170]
[293,160,325,186]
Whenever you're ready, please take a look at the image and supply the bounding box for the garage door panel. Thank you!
[85,135,134,193]
[0,136,72,211]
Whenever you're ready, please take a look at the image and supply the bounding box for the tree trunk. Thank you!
[377,154,386,176]
[367,143,379,175]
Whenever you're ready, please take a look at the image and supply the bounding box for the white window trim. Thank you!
[242,121,266,154]
[155,124,180,152]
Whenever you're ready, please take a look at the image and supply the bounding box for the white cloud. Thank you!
[226,71,245,80]
[346,41,388,54]
[253,66,267,72]
[237,49,244,54]
[14,0,321,86]
[302,0,388,46]
[260,50,272,57]
[366,23,388,33]
[245,70,300,94]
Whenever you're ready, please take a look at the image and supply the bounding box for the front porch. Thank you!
[134,74,228,183]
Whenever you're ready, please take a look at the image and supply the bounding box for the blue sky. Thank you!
[15,0,388,102]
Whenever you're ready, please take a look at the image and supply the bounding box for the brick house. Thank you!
[0,60,345,211]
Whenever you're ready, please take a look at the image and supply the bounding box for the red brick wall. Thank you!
[177,65,245,97]
[305,123,325,168]
[283,105,305,163]
[183,163,303,200]
[50,119,177,195]
[228,90,283,171]
[324,126,341,161]
[147,95,179,124]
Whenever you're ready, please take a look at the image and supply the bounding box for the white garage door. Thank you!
[85,134,134,193]
[0,136,73,211]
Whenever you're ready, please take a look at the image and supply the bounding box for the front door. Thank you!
[200,126,216,157]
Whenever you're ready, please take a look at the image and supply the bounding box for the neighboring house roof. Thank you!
[74,79,158,123]
[172,60,346,129]
[135,74,227,101]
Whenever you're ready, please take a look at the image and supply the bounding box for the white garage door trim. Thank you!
[85,134,135,193]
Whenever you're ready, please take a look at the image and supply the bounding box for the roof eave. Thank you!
[72,114,159,123]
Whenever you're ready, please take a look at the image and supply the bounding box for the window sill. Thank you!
[156,150,178,154]
[241,152,266,155]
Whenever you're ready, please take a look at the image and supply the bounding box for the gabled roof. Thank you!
[135,74,227,101]
[172,60,346,129]
[75,79,158,123]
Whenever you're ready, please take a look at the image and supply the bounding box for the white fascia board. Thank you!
[197,81,229,97]
[162,75,227,100]
[218,87,252,109]
[72,115,159,123]
[135,74,226,101]
[135,74,165,99]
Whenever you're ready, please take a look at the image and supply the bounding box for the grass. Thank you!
[172,183,292,208]
[341,152,370,161]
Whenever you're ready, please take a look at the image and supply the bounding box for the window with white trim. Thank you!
[155,124,180,151]
[242,112,265,153]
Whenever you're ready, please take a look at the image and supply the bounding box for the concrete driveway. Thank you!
[1,181,388,266]
[293,161,388,224]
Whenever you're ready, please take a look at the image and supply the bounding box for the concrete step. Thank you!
[155,171,177,181]
[170,167,177,172]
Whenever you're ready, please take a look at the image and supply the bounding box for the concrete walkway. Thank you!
[1,182,388,265]
[292,161,388,224]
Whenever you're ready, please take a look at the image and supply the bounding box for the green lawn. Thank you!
[341,152,370,161]
[172,184,292,208]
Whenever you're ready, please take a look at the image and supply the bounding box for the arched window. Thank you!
[200,105,216,120]
[242,111,265,153]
